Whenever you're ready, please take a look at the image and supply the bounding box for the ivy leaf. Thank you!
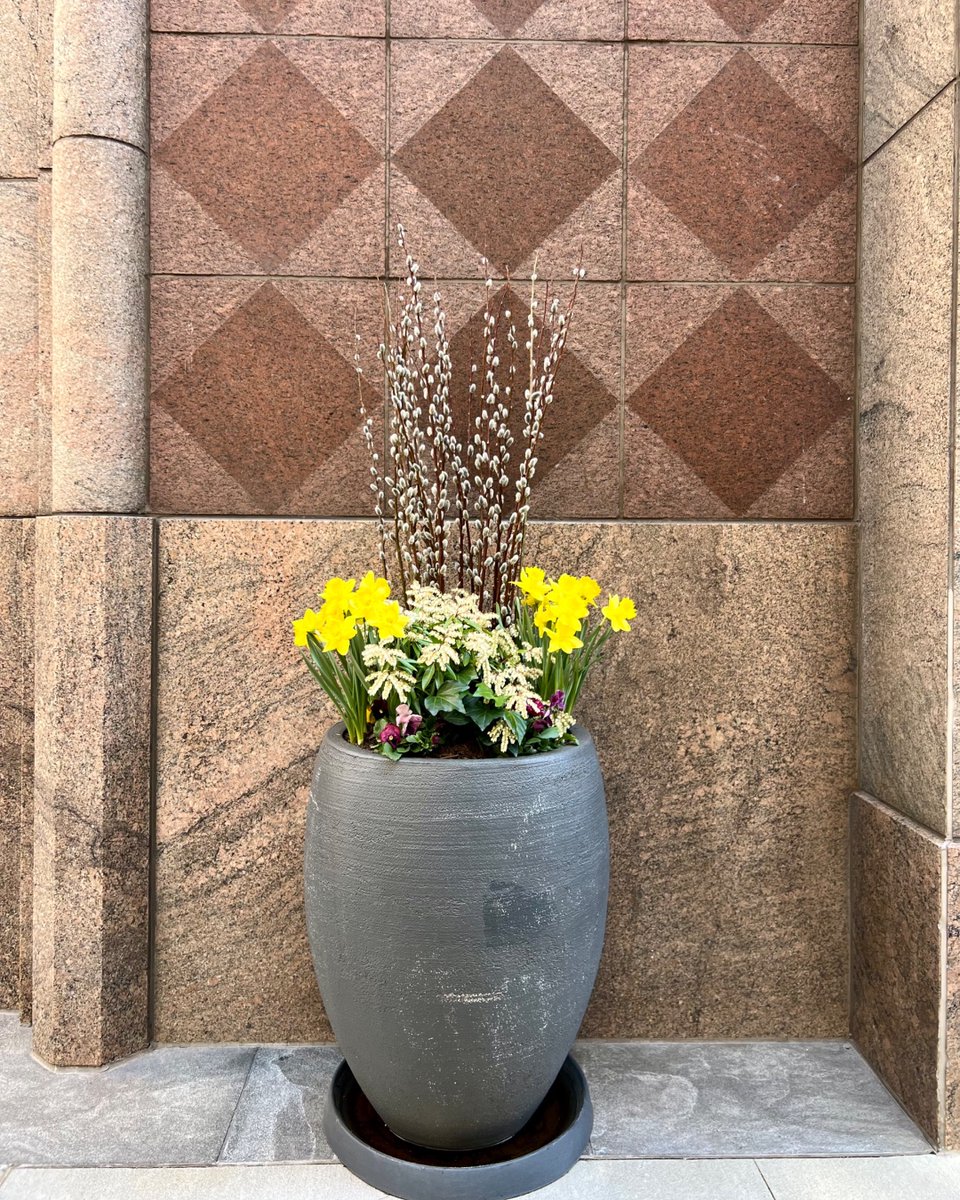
[463,695,498,731]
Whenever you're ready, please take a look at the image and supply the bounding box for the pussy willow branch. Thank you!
[356,226,582,611]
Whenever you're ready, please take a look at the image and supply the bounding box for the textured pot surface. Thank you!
[304,723,609,1152]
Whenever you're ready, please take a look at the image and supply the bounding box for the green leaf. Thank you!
[424,678,468,715]
[463,696,498,731]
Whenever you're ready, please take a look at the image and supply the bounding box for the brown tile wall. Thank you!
[149,0,859,519]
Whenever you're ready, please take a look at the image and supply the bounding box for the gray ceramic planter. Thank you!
[304,722,609,1152]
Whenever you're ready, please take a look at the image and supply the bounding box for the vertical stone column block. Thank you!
[0,179,38,515]
[33,515,152,1066]
[0,520,34,1011]
[51,137,147,512]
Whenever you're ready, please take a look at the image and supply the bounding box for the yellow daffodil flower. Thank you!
[322,576,356,612]
[534,603,555,634]
[368,599,408,642]
[351,571,392,620]
[578,575,601,605]
[546,619,584,654]
[293,608,320,647]
[602,594,636,632]
[516,566,551,605]
[319,613,358,655]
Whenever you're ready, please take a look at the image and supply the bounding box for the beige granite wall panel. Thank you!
[32,516,152,1065]
[154,519,854,1042]
[0,180,38,516]
[36,0,50,168]
[0,0,37,177]
[862,0,956,157]
[948,847,960,1148]
[52,0,146,149]
[851,793,944,1143]
[50,137,147,513]
[858,87,955,835]
[36,168,51,513]
[0,521,33,1010]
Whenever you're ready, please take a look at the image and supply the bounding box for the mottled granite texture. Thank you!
[627,45,857,283]
[0,521,33,1012]
[528,522,855,1038]
[390,40,623,279]
[151,36,385,276]
[50,137,147,513]
[151,0,385,35]
[153,519,382,1041]
[52,0,146,148]
[948,847,960,1149]
[32,516,152,1066]
[154,519,854,1042]
[858,89,955,836]
[392,0,623,39]
[628,0,858,43]
[0,0,37,177]
[0,180,38,516]
[862,0,956,157]
[850,793,944,1143]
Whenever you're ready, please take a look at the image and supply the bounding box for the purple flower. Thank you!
[526,697,549,719]
[379,723,402,748]
[532,719,548,733]
[395,703,422,735]
[549,690,566,711]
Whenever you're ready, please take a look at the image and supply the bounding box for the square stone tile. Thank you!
[150,35,385,276]
[390,40,623,280]
[575,1041,930,1157]
[759,1157,959,1200]
[850,795,943,1144]
[627,45,857,283]
[624,284,853,519]
[391,0,623,39]
[149,277,385,516]
[0,1014,255,1165]
[628,0,857,43]
[859,89,954,835]
[863,0,955,157]
[151,0,385,35]
[220,1047,340,1162]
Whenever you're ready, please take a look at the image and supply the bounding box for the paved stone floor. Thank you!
[1,1012,954,1196]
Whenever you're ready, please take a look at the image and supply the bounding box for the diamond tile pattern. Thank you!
[629,290,847,514]
[155,43,380,270]
[635,51,854,277]
[393,47,618,274]
[707,0,786,35]
[149,17,856,518]
[151,282,381,513]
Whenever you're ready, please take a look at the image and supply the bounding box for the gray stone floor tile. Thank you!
[0,1160,773,1199]
[0,1015,255,1166]
[219,1047,341,1162]
[574,1041,931,1157]
[758,1155,960,1200]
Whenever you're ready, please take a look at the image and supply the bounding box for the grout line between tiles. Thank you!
[754,1160,779,1199]
[214,1049,258,1164]
[150,272,856,289]
[149,30,858,50]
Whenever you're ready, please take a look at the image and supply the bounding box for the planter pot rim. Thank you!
[322,719,595,766]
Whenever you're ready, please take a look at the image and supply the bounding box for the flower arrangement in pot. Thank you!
[295,232,635,1195]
